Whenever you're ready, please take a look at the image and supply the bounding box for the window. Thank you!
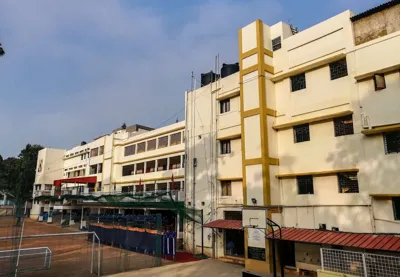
[124,145,136,156]
[157,183,167,191]
[90,165,97,175]
[99,146,104,155]
[122,185,133,193]
[393,197,400,220]
[45,184,52,190]
[293,124,310,143]
[81,154,84,160]
[146,183,155,192]
[170,181,180,191]
[291,73,306,92]
[384,131,400,154]
[220,140,231,154]
[170,132,182,146]
[329,58,348,80]
[90,148,99,157]
[147,139,156,151]
[221,181,232,196]
[97,163,103,174]
[158,136,168,148]
[272,36,282,51]
[334,115,354,137]
[374,74,386,91]
[35,184,41,191]
[220,99,230,114]
[137,142,146,153]
[157,158,167,171]
[338,172,359,193]
[145,160,156,173]
[169,156,181,169]
[122,164,135,176]
[136,162,144,174]
[97,182,102,192]
[224,211,242,220]
[297,176,314,194]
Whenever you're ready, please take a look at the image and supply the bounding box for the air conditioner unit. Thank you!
[361,113,371,129]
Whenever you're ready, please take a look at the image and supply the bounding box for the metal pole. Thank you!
[201,209,204,257]
[91,232,95,273]
[98,237,101,276]
[279,227,284,277]
[362,253,368,277]
[320,248,324,271]
[14,220,25,277]
[272,227,277,277]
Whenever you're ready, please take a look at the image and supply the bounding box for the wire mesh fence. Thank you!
[321,248,400,277]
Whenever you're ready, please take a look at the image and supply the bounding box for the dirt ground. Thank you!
[0,216,172,277]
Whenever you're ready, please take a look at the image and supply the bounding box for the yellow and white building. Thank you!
[32,122,185,218]
[186,1,400,275]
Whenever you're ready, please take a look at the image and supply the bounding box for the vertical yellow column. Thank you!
[239,19,275,274]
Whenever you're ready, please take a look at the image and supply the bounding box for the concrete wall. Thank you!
[35,148,65,185]
[352,3,400,45]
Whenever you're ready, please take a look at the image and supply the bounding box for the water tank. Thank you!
[221,62,239,78]
[200,71,220,87]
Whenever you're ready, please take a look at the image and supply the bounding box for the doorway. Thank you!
[225,229,245,257]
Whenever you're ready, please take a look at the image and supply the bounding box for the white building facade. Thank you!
[185,2,400,275]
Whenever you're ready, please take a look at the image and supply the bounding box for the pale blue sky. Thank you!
[0,0,383,157]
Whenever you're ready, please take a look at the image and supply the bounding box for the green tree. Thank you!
[0,43,4,56]
[0,144,43,201]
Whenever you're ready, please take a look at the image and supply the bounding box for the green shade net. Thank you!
[38,191,202,223]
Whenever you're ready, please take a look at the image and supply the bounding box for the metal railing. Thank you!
[321,248,400,277]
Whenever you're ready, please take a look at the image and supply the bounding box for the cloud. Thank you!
[0,0,284,157]
[1,0,381,157]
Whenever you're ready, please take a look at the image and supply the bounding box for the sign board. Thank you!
[248,246,266,261]
[247,228,265,248]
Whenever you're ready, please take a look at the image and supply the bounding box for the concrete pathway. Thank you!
[107,259,299,277]
[107,259,244,277]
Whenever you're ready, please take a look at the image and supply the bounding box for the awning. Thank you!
[53,176,97,187]
[266,228,400,252]
[203,220,242,230]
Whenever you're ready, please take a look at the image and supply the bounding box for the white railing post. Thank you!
[91,233,95,274]
[362,253,368,277]
[320,248,324,271]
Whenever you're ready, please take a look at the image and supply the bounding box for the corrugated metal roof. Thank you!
[351,0,399,22]
[203,219,242,230]
[267,228,400,252]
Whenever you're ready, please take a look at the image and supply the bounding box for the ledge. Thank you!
[270,52,346,82]
[276,168,359,179]
[114,126,185,146]
[114,175,184,185]
[354,64,400,81]
[114,149,184,165]
[370,193,400,198]
[216,89,240,101]
[217,177,243,182]
[217,133,241,141]
[361,123,400,136]
[272,110,353,130]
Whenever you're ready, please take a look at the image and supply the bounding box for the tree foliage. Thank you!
[0,144,43,201]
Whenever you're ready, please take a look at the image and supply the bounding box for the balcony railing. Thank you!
[33,190,61,197]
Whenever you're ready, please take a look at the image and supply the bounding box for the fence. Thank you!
[321,248,400,277]
[0,207,14,217]
[0,231,101,277]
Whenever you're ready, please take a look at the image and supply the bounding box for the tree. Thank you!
[0,144,43,201]
[0,43,4,56]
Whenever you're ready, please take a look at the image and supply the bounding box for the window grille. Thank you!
[220,140,231,154]
[293,124,310,143]
[297,176,314,194]
[221,181,232,196]
[392,197,400,220]
[291,73,306,92]
[334,115,354,137]
[330,58,348,80]
[272,36,281,51]
[384,131,400,154]
[338,172,359,193]
[220,99,230,114]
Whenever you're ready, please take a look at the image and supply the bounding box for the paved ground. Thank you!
[107,259,245,277]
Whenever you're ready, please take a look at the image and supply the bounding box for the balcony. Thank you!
[33,190,61,198]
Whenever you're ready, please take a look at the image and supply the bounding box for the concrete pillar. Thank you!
[239,19,278,274]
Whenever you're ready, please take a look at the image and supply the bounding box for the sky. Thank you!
[0,0,384,158]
